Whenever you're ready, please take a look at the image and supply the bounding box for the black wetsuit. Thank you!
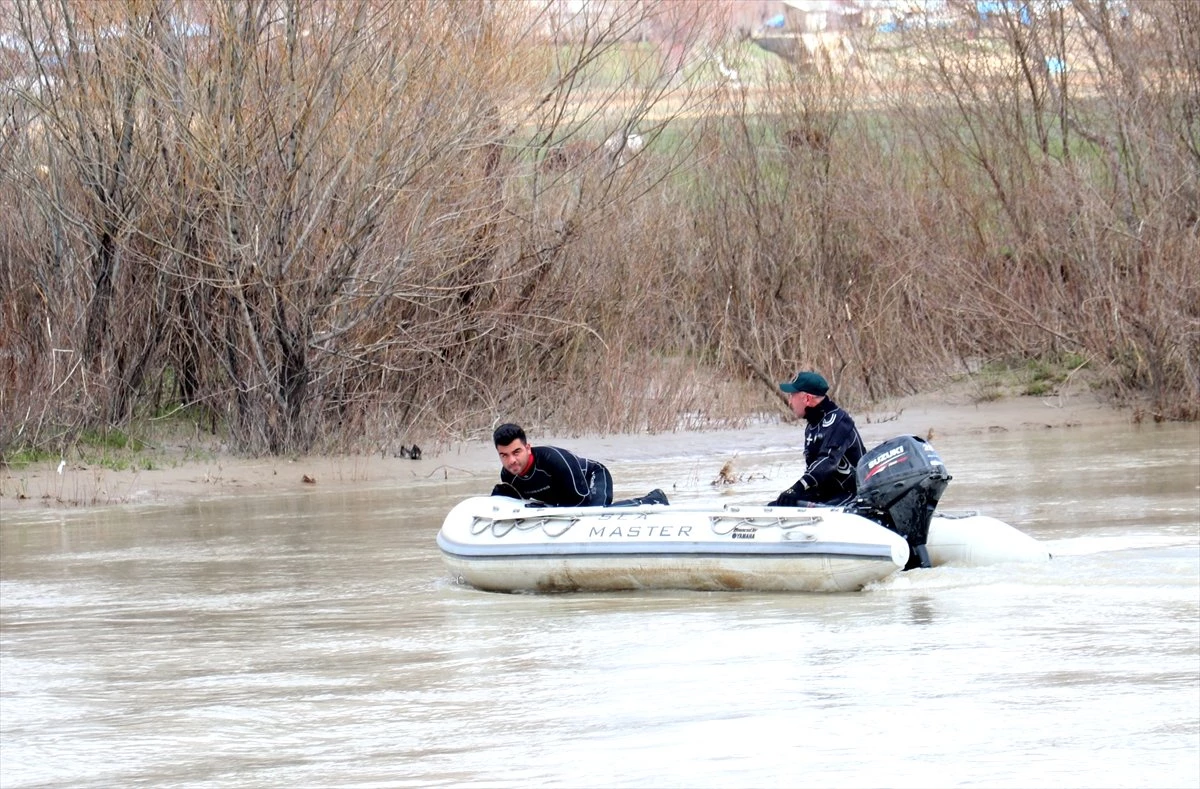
[769,397,865,507]
[492,446,613,506]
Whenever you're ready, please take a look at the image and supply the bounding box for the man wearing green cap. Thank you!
[768,370,865,507]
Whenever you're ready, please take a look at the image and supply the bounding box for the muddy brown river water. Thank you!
[2,422,1197,788]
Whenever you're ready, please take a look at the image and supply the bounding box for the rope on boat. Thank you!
[471,510,824,539]
[475,508,657,538]
[471,516,578,538]
[708,515,823,535]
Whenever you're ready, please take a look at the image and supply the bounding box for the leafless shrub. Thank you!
[0,0,1195,461]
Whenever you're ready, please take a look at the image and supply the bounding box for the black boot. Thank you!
[642,488,669,505]
[611,489,670,507]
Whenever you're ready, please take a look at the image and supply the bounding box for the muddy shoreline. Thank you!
[0,389,1135,514]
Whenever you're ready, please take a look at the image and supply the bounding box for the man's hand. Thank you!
[769,487,800,507]
[491,483,519,499]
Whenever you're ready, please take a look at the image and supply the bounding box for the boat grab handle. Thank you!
[471,516,577,538]
[709,515,822,535]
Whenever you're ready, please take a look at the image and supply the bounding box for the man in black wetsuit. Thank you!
[768,371,865,507]
[490,423,667,507]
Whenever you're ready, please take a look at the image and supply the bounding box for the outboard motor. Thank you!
[853,435,951,570]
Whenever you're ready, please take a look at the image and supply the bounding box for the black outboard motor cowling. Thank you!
[852,435,951,570]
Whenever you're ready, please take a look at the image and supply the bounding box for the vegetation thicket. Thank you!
[1,0,1196,460]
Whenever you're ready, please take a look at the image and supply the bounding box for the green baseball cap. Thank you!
[780,370,829,396]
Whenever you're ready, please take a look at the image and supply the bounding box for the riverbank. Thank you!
[0,387,1138,514]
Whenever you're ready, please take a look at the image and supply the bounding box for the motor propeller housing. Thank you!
[853,435,952,570]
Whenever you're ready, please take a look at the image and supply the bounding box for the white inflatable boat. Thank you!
[437,435,1049,594]
[436,497,1048,594]
[438,497,912,593]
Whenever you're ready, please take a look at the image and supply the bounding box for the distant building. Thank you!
[779,0,864,33]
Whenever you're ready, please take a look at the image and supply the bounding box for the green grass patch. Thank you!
[2,412,222,473]
[976,351,1089,397]
[0,446,59,470]
[78,427,146,452]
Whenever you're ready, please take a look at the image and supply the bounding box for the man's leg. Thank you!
[585,466,614,506]
[611,488,669,506]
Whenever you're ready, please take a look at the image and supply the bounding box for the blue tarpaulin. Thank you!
[976,1,1031,26]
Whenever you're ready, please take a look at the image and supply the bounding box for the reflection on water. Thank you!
[2,423,1198,789]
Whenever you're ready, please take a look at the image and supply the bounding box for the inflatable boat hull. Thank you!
[928,510,1051,565]
[439,497,913,593]
[438,497,1049,593]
